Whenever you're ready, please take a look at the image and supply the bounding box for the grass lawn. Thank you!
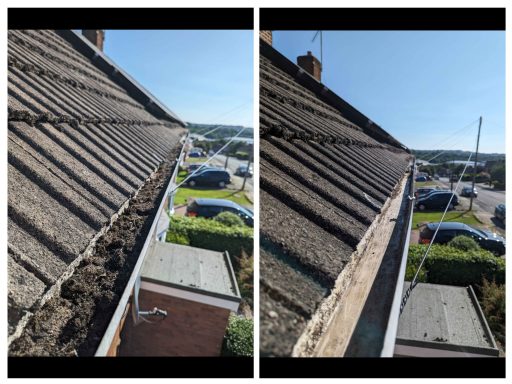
[415,181,438,188]
[174,171,251,207]
[184,157,207,164]
[412,210,483,229]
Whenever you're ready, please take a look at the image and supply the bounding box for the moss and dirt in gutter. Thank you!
[9,146,182,356]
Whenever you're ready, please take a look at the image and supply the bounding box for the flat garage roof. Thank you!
[141,241,241,303]
[395,282,498,357]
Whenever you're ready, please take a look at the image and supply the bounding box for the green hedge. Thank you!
[167,216,253,259]
[222,314,253,356]
[406,244,505,286]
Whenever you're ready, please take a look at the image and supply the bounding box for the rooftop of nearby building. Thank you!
[396,282,499,357]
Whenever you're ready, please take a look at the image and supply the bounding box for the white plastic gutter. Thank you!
[95,135,187,356]
[379,160,415,357]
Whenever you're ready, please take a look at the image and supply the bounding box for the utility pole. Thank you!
[241,156,252,191]
[224,154,229,170]
[469,116,482,211]
[450,160,454,191]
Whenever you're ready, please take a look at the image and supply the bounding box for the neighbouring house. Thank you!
[395,282,499,357]
[8,29,237,357]
[259,32,414,357]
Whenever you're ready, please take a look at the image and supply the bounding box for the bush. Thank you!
[234,151,250,160]
[237,252,253,308]
[166,231,190,245]
[479,279,505,347]
[167,216,253,259]
[447,235,480,252]
[213,211,245,227]
[404,251,428,283]
[406,244,505,286]
[222,315,253,356]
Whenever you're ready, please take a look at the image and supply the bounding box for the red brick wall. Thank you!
[119,289,231,356]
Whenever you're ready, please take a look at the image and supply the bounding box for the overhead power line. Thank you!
[401,150,475,314]
[415,118,479,163]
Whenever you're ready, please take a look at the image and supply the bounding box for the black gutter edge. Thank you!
[56,30,186,127]
[260,38,408,152]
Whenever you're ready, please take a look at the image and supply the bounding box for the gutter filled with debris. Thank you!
[9,137,186,356]
[95,135,187,356]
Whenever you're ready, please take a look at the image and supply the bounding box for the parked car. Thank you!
[419,222,506,256]
[234,165,253,177]
[188,151,205,158]
[460,186,478,198]
[433,174,440,180]
[186,198,253,227]
[415,186,439,199]
[495,204,506,223]
[186,168,230,188]
[415,176,427,182]
[415,191,459,211]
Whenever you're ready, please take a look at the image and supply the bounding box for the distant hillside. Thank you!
[186,122,253,139]
[412,149,505,164]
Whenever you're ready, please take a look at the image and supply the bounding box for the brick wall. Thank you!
[260,30,272,45]
[119,288,231,356]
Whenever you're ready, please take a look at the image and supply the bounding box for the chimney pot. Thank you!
[297,51,322,82]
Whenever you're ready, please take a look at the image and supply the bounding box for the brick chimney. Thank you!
[297,51,322,82]
[82,30,105,51]
[260,30,272,45]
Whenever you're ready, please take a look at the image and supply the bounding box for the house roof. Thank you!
[396,282,498,357]
[259,40,412,356]
[8,29,186,352]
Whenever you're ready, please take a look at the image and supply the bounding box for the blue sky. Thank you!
[273,31,505,154]
[104,30,253,127]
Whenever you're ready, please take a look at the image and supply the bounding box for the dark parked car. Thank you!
[460,186,478,198]
[495,204,506,223]
[415,187,439,199]
[419,222,505,256]
[186,168,230,188]
[188,151,205,158]
[415,191,458,211]
[415,176,427,182]
[186,198,253,227]
[234,165,253,177]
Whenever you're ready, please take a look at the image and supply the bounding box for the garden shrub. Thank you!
[406,244,505,286]
[222,314,253,356]
[479,278,505,347]
[167,216,253,259]
[237,251,253,308]
[213,211,245,227]
[447,235,480,252]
